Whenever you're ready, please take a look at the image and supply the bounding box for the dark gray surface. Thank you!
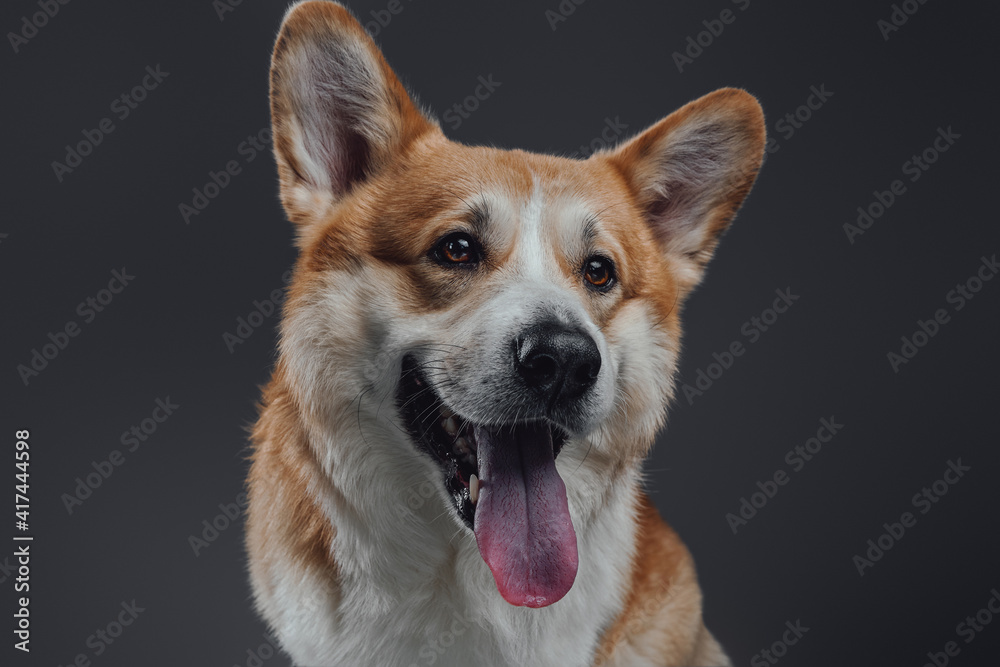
[4,0,999,665]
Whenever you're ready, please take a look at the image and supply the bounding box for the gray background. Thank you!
[3,0,999,665]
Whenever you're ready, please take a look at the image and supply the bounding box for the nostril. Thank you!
[515,322,602,400]
[527,353,559,380]
[574,360,598,385]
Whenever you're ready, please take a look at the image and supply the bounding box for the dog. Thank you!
[244,2,765,665]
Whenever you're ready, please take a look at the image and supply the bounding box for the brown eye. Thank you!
[583,256,616,291]
[434,232,481,266]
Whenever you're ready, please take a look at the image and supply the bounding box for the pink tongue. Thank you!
[473,422,578,608]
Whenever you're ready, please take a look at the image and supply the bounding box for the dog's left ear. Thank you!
[602,88,765,293]
[269,1,437,227]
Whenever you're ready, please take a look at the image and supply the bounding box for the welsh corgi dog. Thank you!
[244,2,765,665]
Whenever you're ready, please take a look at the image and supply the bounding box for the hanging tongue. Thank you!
[473,422,578,608]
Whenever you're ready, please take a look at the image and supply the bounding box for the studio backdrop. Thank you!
[3,0,999,665]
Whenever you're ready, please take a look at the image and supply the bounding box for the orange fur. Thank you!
[246,362,339,588]
[594,494,720,666]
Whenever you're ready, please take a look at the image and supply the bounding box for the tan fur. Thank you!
[246,3,765,665]
[245,361,339,592]
[593,494,727,666]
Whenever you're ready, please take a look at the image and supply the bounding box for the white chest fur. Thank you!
[256,424,639,667]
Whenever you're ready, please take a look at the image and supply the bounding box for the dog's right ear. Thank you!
[270,1,436,225]
[601,88,765,296]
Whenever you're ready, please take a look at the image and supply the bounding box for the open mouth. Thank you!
[397,355,578,607]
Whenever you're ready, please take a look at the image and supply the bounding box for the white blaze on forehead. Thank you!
[479,176,613,285]
[492,177,601,338]
[514,177,551,281]
[512,178,600,278]
[512,178,626,283]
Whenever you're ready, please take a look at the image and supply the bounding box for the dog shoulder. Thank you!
[594,492,726,666]
[245,367,340,616]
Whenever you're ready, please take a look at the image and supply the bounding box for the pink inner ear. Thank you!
[615,107,764,265]
[292,49,385,196]
[326,118,374,196]
[271,5,434,205]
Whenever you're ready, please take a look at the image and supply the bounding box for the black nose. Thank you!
[515,322,601,404]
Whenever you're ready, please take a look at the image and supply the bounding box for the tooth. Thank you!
[470,474,479,504]
[455,436,470,455]
[442,416,458,437]
[440,406,455,418]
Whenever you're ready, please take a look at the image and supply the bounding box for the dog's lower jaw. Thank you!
[245,380,727,667]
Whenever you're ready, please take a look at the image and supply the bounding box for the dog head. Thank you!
[269,1,765,608]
